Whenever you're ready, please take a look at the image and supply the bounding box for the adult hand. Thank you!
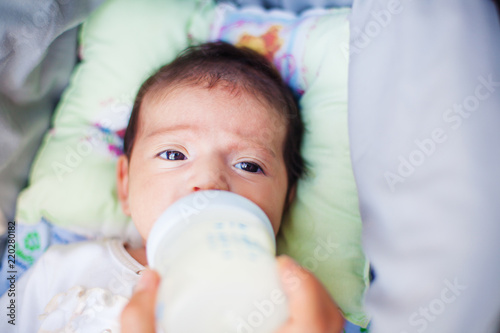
[275,255,345,333]
[121,257,344,333]
[121,269,160,333]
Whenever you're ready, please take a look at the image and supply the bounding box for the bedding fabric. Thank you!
[348,0,500,332]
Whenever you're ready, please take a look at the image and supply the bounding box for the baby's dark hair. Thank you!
[124,41,307,207]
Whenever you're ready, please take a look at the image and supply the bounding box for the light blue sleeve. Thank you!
[348,0,500,332]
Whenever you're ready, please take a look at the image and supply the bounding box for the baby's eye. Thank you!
[159,150,186,161]
[235,162,263,174]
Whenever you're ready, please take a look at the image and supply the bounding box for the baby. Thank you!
[116,40,307,259]
[1,41,342,332]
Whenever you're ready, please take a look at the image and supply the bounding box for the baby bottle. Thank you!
[146,190,289,333]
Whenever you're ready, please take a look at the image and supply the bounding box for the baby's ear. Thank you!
[116,155,131,216]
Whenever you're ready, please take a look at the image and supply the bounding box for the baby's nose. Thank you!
[190,164,229,193]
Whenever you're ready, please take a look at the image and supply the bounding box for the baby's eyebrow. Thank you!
[145,124,198,139]
[227,139,277,161]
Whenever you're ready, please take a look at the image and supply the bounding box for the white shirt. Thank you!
[0,239,145,333]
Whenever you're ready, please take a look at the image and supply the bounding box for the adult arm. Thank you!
[348,0,500,332]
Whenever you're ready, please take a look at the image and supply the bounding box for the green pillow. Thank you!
[16,0,369,326]
[279,16,369,325]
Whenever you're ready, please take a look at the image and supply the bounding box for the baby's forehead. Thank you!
[140,83,286,124]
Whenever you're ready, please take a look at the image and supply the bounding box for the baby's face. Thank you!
[117,86,289,242]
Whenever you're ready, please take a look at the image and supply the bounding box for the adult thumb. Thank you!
[121,269,160,333]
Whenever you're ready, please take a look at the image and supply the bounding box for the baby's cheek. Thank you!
[269,193,287,232]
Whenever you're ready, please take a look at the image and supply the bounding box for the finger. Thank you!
[121,269,161,333]
[275,256,344,333]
